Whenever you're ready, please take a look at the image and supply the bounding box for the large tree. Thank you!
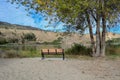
[10,0,120,57]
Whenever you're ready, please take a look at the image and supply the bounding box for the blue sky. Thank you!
[0,0,65,31]
[0,0,120,33]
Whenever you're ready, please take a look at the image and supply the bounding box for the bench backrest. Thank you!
[41,49,64,54]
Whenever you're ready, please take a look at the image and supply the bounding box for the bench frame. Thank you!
[41,49,65,60]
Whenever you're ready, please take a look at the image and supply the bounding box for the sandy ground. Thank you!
[0,58,120,80]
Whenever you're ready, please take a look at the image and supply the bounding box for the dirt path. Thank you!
[0,58,120,80]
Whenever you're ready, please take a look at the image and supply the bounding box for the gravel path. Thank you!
[0,58,120,80]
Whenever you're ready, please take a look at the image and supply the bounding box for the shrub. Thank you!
[0,38,8,44]
[7,38,19,43]
[65,44,91,55]
[23,33,36,41]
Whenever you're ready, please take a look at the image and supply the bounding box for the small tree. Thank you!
[23,33,36,41]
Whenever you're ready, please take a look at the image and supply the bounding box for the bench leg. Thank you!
[41,53,44,60]
[63,53,65,60]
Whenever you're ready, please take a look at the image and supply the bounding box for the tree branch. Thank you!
[90,10,97,22]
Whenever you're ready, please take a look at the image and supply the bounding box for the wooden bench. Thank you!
[41,49,65,60]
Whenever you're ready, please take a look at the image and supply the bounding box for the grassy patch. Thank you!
[0,44,62,58]
[0,49,41,58]
[106,38,120,59]
[65,55,93,60]
[42,37,62,45]
[0,45,40,58]
[20,50,40,58]
[106,45,120,59]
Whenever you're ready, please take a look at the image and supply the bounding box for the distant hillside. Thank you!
[0,21,83,48]
[0,21,41,30]
[0,21,120,49]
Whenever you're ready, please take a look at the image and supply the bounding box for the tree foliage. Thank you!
[9,0,120,26]
[23,33,36,41]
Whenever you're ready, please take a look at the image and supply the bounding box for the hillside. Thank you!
[0,21,120,48]
[0,21,41,30]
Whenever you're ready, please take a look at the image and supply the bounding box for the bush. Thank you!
[23,33,36,41]
[7,38,19,43]
[65,44,91,55]
[0,38,8,44]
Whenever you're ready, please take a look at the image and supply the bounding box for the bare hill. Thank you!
[0,21,120,48]
[0,21,41,30]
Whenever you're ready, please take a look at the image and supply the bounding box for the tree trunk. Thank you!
[100,0,106,57]
[95,15,101,57]
[86,12,96,56]
[101,19,106,57]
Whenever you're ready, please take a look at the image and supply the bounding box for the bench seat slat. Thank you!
[57,49,63,53]
[49,49,56,53]
[42,49,48,53]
